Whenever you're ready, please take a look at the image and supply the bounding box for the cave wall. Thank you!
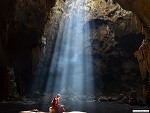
[114,0,150,38]
[1,0,150,101]
[0,0,56,100]
[114,0,150,104]
[39,0,143,94]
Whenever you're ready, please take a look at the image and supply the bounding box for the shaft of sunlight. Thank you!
[46,0,94,96]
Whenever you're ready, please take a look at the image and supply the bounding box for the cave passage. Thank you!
[45,0,94,96]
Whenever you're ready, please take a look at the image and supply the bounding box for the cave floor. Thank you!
[0,101,149,113]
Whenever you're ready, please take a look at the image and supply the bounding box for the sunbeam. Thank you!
[45,0,94,97]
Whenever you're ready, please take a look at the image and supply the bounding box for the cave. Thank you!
[0,0,150,113]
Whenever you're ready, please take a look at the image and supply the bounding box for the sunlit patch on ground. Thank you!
[19,110,86,113]
[19,109,47,113]
[20,111,46,113]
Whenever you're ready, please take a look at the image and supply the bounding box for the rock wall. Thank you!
[115,0,150,105]
[38,0,143,94]
[0,0,149,101]
[0,0,56,100]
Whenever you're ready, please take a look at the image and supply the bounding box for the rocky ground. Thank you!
[0,96,149,113]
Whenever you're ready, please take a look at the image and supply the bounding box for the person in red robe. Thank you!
[51,94,65,113]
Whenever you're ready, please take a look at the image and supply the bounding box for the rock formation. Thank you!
[0,0,56,100]
[40,0,143,94]
[114,0,150,105]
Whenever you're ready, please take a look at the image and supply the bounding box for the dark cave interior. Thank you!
[0,0,150,113]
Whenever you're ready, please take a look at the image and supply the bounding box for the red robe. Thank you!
[51,97,65,113]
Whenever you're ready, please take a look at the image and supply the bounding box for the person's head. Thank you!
[56,94,61,99]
